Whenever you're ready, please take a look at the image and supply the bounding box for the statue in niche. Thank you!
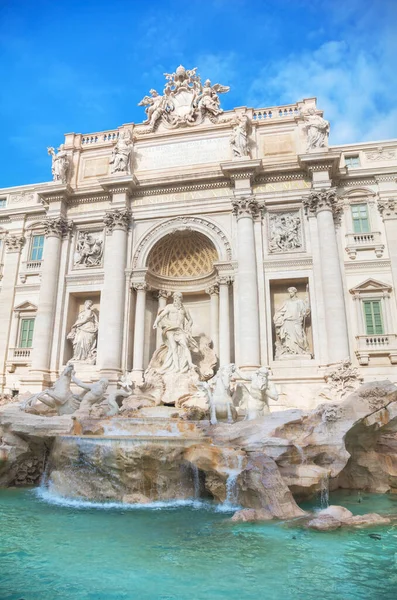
[74,231,103,267]
[153,292,198,374]
[67,300,98,364]
[47,144,69,184]
[269,213,302,253]
[273,287,311,359]
[302,108,330,151]
[109,131,133,174]
[234,367,279,420]
[230,114,250,158]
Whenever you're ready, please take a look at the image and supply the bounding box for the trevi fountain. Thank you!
[1,65,397,599]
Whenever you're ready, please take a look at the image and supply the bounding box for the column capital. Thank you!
[132,281,148,292]
[103,208,131,234]
[157,289,171,299]
[217,275,234,286]
[41,216,73,239]
[303,188,342,220]
[377,197,397,220]
[4,235,25,253]
[231,196,263,219]
[205,284,219,296]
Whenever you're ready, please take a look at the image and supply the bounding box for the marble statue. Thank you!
[67,300,98,364]
[106,381,134,416]
[20,364,81,415]
[137,65,229,130]
[109,131,133,174]
[138,89,165,129]
[234,367,279,420]
[230,114,250,158]
[200,363,238,425]
[74,231,103,267]
[153,292,198,374]
[47,144,69,184]
[71,373,109,413]
[273,287,311,358]
[303,108,330,151]
[269,213,302,253]
[197,79,229,119]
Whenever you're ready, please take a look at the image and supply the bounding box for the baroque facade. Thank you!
[0,65,396,409]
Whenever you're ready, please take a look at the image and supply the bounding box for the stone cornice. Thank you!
[263,257,313,269]
[130,180,230,197]
[38,184,72,208]
[220,159,262,183]
[99,174,137,195]
[298,151,341,178]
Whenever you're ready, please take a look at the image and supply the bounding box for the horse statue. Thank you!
[20,364,81,415]
[199,363,237,425]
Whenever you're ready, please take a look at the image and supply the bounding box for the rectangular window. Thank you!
[363,301,384,335]
[30,235,44,261]
[0,198,6,208]
[19,318,35,348]
[351,204,370,233]
[345,155,360,168]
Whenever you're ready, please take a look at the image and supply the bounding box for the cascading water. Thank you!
[294,444,306,465]
[320,473,330,509]
[223,453,244,507]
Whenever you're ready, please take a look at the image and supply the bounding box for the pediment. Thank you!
[13,301,38,312]
[349,278,392,294]
[344,187,374,199]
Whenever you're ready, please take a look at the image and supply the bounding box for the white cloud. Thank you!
[247,6,397,144]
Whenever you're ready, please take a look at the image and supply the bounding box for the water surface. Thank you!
[1,488,396,600]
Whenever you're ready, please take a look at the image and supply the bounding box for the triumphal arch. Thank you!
[0,64,397,409]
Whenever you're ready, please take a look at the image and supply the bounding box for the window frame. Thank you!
[30,234,45,261]
[18,317,35,348]
[362,300,384,335]
[351,203,370,233]
[344,154,361,168]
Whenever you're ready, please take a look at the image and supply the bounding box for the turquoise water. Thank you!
[1,488,397,600]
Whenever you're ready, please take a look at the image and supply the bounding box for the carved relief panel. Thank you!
[267,210,303,254]
[73,230,104,269]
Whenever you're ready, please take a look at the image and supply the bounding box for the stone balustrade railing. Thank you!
[26,260,42,271]
[8,348,32,360]
[355,334,397,365]
[253,105,300,121]
[345,231,384,259]
[81,131,119,146]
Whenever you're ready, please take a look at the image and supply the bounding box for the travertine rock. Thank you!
[231,508,273,522]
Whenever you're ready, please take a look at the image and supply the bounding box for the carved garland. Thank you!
[132,216,232,268]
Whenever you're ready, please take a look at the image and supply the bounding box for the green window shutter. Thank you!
[363,301,383,335]
[30,235,44,261]
[19,319,35,348]
[351,204,369,233]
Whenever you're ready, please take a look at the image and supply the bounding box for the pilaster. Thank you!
[377,197,397,309]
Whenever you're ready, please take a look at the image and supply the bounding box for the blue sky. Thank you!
[1,0,396,187]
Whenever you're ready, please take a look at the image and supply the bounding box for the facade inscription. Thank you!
[136,137,230,171]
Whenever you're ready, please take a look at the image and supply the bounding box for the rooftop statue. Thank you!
[230,114,250,158]
[138,65,230,131]
[303,108,330,152]
[47,144,69,184]
[109,130,133,174]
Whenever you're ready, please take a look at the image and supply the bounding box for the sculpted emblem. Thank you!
[138,65,230,131]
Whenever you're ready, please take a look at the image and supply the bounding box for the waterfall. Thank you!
[320,474,330,509]
[224,454,244,507]
[191,464,200,499]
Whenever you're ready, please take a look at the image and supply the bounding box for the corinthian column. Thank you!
[131,282,148,379]
[0,235,25,388]
[304,189,349,362]
[31,217,72,381]
[378,198,397,309]
[232,196,262,369]
[206,284,219,357]
[217,277,234,366]
[97,208,131,378]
